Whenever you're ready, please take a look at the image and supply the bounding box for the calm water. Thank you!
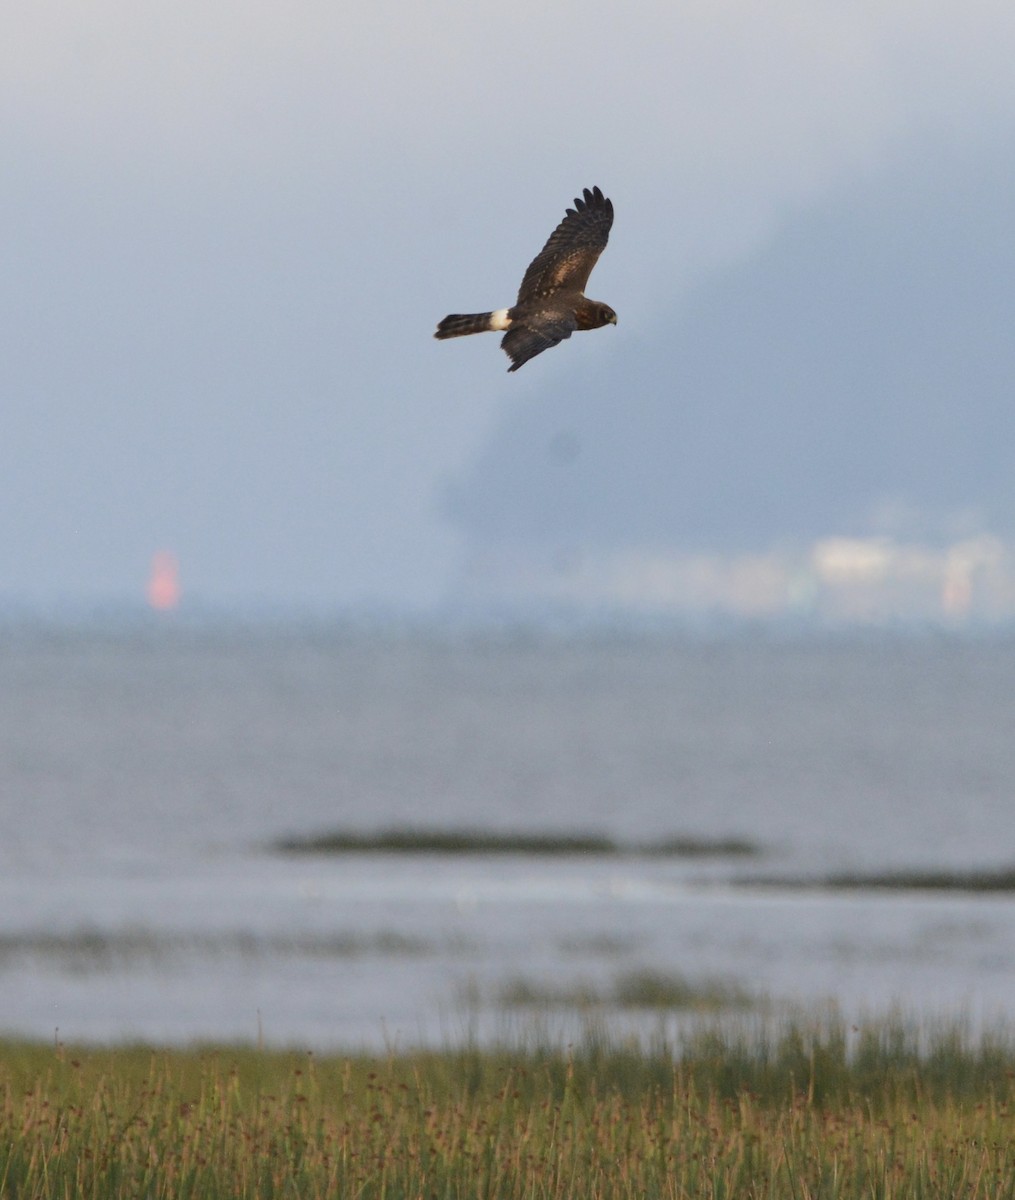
[2,621,1015,1047]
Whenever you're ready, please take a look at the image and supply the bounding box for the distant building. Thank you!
[453,535,1015,624]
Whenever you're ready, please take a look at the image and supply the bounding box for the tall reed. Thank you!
[1,1017,1013,1198]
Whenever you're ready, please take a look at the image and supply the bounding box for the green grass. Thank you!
[273,826,761,858]
[3,1016,1015,1197]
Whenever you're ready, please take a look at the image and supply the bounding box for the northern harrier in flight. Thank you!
[435,186,616,372]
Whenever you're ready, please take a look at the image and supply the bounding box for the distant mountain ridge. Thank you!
[446,141,1015,562]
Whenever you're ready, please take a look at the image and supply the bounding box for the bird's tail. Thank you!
[434,312,499,339]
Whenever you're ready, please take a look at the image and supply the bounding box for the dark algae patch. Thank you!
[273,826,761,857]
[739,865,1015,892]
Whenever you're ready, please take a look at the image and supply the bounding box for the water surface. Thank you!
[3,623,1014,1046]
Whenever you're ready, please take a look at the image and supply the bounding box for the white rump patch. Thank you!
[489,308,511,331]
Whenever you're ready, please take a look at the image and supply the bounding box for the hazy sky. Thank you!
[5,1,1015,610]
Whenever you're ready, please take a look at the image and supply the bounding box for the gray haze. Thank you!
[5,1,1015,610]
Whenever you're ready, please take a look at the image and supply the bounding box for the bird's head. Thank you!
[580,301,617,330]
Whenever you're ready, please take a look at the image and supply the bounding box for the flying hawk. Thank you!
[434,186,616,372]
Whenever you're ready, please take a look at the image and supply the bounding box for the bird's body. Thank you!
[435,186,616,372]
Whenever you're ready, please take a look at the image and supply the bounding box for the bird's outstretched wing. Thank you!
[515,186,614,304]
[501,312,579,373]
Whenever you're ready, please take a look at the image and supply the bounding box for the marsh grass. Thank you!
[3,1016,1015,1198]
[274,826,761,857]
[0,929,442,972]
[498,967,756,1012]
